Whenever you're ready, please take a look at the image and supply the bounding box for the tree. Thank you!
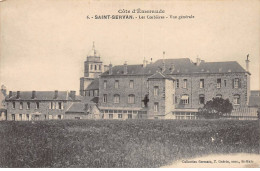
[198,97,233,119]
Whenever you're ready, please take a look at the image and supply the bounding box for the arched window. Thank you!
[216,94,222,98]
[114,94,120,103]
[199,94,205,104]
[128,94,135,104]
[233,94,240,105]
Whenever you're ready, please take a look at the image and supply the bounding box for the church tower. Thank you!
[80,42,106,96]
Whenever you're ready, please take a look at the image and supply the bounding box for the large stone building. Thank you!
[95,54,251,119]
[5,90,80,121]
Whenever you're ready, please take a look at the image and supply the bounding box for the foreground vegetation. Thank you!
[0,119,259,167]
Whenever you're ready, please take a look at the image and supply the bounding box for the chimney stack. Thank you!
[16,91,20,99]
[109,63,113,75]
[196,58,201,66]
[70,90,76,100]
[150,58,153,64]
[143,58,147,67]
[54,90,58,99]
[9,91,12,98]
[245,54,250,72]
[124,61,128,74]
[32,91,36,99]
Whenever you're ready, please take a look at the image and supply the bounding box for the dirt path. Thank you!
[162,153,260,168]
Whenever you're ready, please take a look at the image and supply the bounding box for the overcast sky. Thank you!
[0,0,259,93]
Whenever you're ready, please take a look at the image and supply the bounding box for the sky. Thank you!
[0,0,259,94]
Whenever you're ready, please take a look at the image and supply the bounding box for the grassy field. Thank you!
[0,119,259,168]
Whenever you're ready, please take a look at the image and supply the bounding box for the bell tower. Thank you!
[80,42,104,96]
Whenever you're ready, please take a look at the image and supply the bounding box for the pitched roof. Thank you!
[65,102,86,113]
[86,78,99,90]
[101,58,247,76]
[6,91,75,101]
[148,71,173,80]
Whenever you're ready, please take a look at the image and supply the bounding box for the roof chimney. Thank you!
[109,63,113,75]
[196,58,201,66]
[245,54,250,72]
[54,90,58,99]
[9,91,12,98]
[16,91,20,99]
[32,91,36,99]
[143,58,147,67]
[124,61,128,74]
[150,58,153,64]
[69,90,76,100]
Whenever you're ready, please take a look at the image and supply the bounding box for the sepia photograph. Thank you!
[0,0,260,168]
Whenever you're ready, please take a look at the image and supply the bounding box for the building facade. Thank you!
[96,56,250,119]
[5,90,80,121]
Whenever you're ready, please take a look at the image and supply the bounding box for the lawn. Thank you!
[0,119,259,167]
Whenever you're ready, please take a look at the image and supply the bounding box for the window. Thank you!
[49,102,54,109]
[128,114,132,119]
[58,102,62,110]
[58,115,62,119]
[26,114,29,121]
[128,94,135,104]
[12,114,15,121]
[154,86,159,96]
[216,94,222,98]
[75,117,80,120]
[129,80,134,88]
[90,64,93,70]
[183,79,187,88]
[172,94,175,104]
[118,114,122,119]
[233,95,240,105]
[95,65,97,70]
[114,94,120,103]
[115,80,119,89]
[224,80,227,87]
[19,114,22,121]
[104,80,107,89]
[176,79,179,88]
[217,79,221,88]
[199,94,205,104]
[36,102,39,109]
[19,102,23,109]
[12,102,15,109]
[26,102,30,109]
[175,96,178,104]
[181,95,189,104]
[99,65,101,70]
[154,102,159,112]
[94,90,99,96]
[109,114,113,119]
[234,78,239,88]
[103,94,107,103]
[200,79,204,88]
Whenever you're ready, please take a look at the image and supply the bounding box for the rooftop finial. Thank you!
[162,51,166,72]
[92,41,95,50]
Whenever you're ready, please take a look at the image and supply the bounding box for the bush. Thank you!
[198,97,233,119]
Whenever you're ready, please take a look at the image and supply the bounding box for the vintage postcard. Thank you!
[0,0,260,168]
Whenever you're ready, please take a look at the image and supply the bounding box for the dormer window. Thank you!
[26,102,30,110]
